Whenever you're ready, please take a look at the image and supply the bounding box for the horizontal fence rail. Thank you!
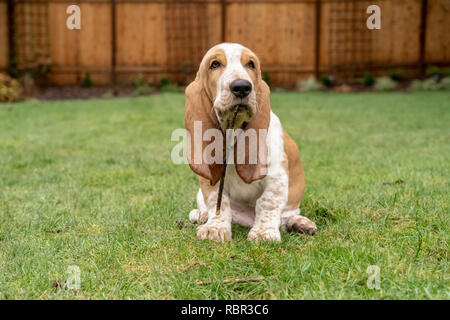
[0,0,449,87]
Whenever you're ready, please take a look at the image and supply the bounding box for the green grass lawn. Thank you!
[0,92,448,299]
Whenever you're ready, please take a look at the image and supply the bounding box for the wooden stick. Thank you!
[197,275,276,286]
[181,262,211,273]
[216,105,241,216]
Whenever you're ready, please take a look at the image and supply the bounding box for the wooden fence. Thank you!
[1,0,449,87]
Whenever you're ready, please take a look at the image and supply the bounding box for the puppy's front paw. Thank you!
[287,216,317,235]
[197,222,231,242]
[248,227,281,242]
[189,209,208,224]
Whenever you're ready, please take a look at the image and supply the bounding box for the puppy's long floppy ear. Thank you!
[234,80,271,184]
[185,76,224,185]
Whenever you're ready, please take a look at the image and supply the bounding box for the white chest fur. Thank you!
[224,111,286,207]
[224,164,264,206]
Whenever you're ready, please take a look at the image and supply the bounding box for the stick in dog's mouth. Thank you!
[219,104,252,130]
[216,105,241,216]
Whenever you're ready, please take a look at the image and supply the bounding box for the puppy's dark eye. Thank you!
[209,60,221,70]
[246,61,255,69]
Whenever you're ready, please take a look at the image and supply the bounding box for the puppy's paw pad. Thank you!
[248,227,281,242]
[197,223,231,242]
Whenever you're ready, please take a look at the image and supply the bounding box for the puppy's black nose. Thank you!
[230,80,252,98]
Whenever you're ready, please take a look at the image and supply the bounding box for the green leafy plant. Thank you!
[160,77,180,93]
[297,76,322,92]
[363,72,375,87]
[426,66,440,77]
[262,71,271,88]
[374,76,397,91]
[81,72,93,88]
[389,69,405,81]
[426,66,450,79]
[160,77,171,87]
[320,75,334,88]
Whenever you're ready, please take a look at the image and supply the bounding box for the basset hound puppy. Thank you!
[185,43,317,242]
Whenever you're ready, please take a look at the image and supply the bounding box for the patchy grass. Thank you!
[0,92,449,299]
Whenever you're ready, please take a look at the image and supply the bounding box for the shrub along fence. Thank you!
[1,0,449,87]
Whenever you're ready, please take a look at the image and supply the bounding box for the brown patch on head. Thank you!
[240,48,261,87]
[198,48,227,102]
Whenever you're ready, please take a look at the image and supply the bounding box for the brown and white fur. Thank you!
[185,43,317,242]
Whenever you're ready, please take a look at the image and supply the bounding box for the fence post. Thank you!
[314,0,321,80]
[111,0,117,95]
[221,0,226,42]
[419,0,428,76]
[7,0,16,76]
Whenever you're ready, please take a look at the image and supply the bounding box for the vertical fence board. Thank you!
[319,1,331,71]
[425,0,450,63]
[0,2,7,71]
[207,2,222,47]
[372,0,421,65]
[78,3,111,84]
[47,3,79,84]
[116,3,167,84]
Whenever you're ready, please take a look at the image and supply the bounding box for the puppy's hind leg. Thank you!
[189,189,209,224]
[281,208,317,235]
